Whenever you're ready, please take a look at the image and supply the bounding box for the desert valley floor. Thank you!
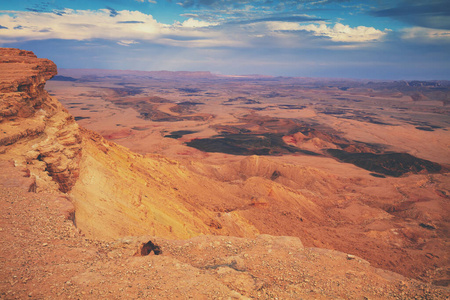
[46,69,450,282]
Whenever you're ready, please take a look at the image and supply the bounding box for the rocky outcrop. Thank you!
[0,48,81,192]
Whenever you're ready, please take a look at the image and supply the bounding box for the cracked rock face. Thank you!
[0,48,81,193]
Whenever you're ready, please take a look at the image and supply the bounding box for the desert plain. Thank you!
[46,68,450,281]
[1,48,449,298]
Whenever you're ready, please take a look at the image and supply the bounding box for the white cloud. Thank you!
[265,21,304,31]
[0,9,243,47]
[0,9,162,42]
[0,9,388,49]
[295,23,389,42]
[181,18,218,28]
[117,40,139,46]
[401,27,450,43]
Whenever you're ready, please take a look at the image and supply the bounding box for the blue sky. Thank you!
[1,0,449,79]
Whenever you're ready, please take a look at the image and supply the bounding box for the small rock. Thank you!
[347,254,356,260]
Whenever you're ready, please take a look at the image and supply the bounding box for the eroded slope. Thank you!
[1,161,448,299]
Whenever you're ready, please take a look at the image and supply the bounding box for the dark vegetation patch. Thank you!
[246,107,267,111]
[110,97,212,122]
[178,101,204,106]
[396,118,444,129]
[178,87,202,93]
[186,133,317,156]
[322,110,347,115]
[116,82,141,86]
[419,223,436,230]
[51,75,78,81]
[78,92,102,98]
[170,102,204,114]
[321,108,392,125]
[74,116,90,121]
[369,173,386,178]
[164,130,198,139]
[131,126,149,131]
[146,96,172,103]
[415,126,434,131]
[110,86,144,96]
[344,117,390,125]
[278,104,306,110]
[243,99,260,104]
[224,97,261,105]
[140,111,211,122]
[327,149,442,177]
[264,91,283,98]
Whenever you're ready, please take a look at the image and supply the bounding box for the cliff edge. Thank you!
[0,48,81,193]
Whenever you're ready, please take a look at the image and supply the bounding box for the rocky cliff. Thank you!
[0,48,81,193]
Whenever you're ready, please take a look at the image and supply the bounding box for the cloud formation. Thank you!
[371,0,450,30]
[401,27,450,44]
[295,23,389,43]
[0,8,386,47]
[0,9,162,43]
[177,0,353,9]
[227,15,326,25]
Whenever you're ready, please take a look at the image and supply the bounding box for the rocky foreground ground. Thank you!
[0,161,448,299]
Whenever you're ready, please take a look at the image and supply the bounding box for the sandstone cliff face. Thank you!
[0,48,81,192]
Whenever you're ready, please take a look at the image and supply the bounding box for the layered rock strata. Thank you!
[0,48,81,192]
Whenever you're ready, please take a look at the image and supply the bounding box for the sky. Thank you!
[0,0,449,79]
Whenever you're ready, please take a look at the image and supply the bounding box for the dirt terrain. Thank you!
[47,67,450,282]
[1,161,448,299]
[0,48,449,298]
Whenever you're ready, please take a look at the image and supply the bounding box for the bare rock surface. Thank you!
[0,163,448,299]
[0,48,81,193]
